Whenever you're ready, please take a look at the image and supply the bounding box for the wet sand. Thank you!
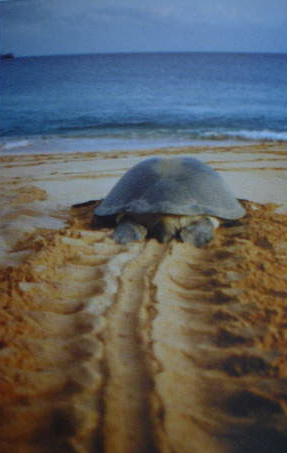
[0,142,287,453]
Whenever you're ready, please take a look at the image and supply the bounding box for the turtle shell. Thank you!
[95,157,245,220]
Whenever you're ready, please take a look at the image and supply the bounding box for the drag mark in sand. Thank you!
[101,241,166,453]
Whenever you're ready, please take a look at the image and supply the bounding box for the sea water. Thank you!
[0,52,286,154]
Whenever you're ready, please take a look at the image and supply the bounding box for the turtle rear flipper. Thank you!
[113,221,147,244]
[179,217,215,247]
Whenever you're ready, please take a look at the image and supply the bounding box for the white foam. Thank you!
[203,130,287,142]
[233,130,287,141]
[2,139,30,150]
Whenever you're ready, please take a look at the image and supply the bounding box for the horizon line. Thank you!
[5,49,287,59]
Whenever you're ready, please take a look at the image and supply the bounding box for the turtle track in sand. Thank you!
[0,201,287,453]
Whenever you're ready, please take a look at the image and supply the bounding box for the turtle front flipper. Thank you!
[179,217,215,247]
[113,220,147,244]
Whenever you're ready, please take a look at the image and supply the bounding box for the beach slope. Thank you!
[0,143,287,453]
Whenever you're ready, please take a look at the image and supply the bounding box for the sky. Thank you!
[0,0,287,56]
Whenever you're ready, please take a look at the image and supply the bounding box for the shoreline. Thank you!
[1,132,287,156]
[1,139,286,158]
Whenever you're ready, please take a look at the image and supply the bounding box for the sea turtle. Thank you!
[94,156,245,246]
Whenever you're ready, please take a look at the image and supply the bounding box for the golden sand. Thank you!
[0,143,287,452]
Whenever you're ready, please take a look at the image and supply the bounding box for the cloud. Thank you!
[1,0,287,55]
[146,0,287,28]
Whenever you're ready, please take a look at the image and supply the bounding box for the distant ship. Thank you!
[0,53,15,60]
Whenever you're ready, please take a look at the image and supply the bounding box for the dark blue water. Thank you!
[1,52,287,153]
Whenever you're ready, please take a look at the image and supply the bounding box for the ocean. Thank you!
[0,52,286,154]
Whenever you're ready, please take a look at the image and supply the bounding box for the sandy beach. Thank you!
[0,142,287,453]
